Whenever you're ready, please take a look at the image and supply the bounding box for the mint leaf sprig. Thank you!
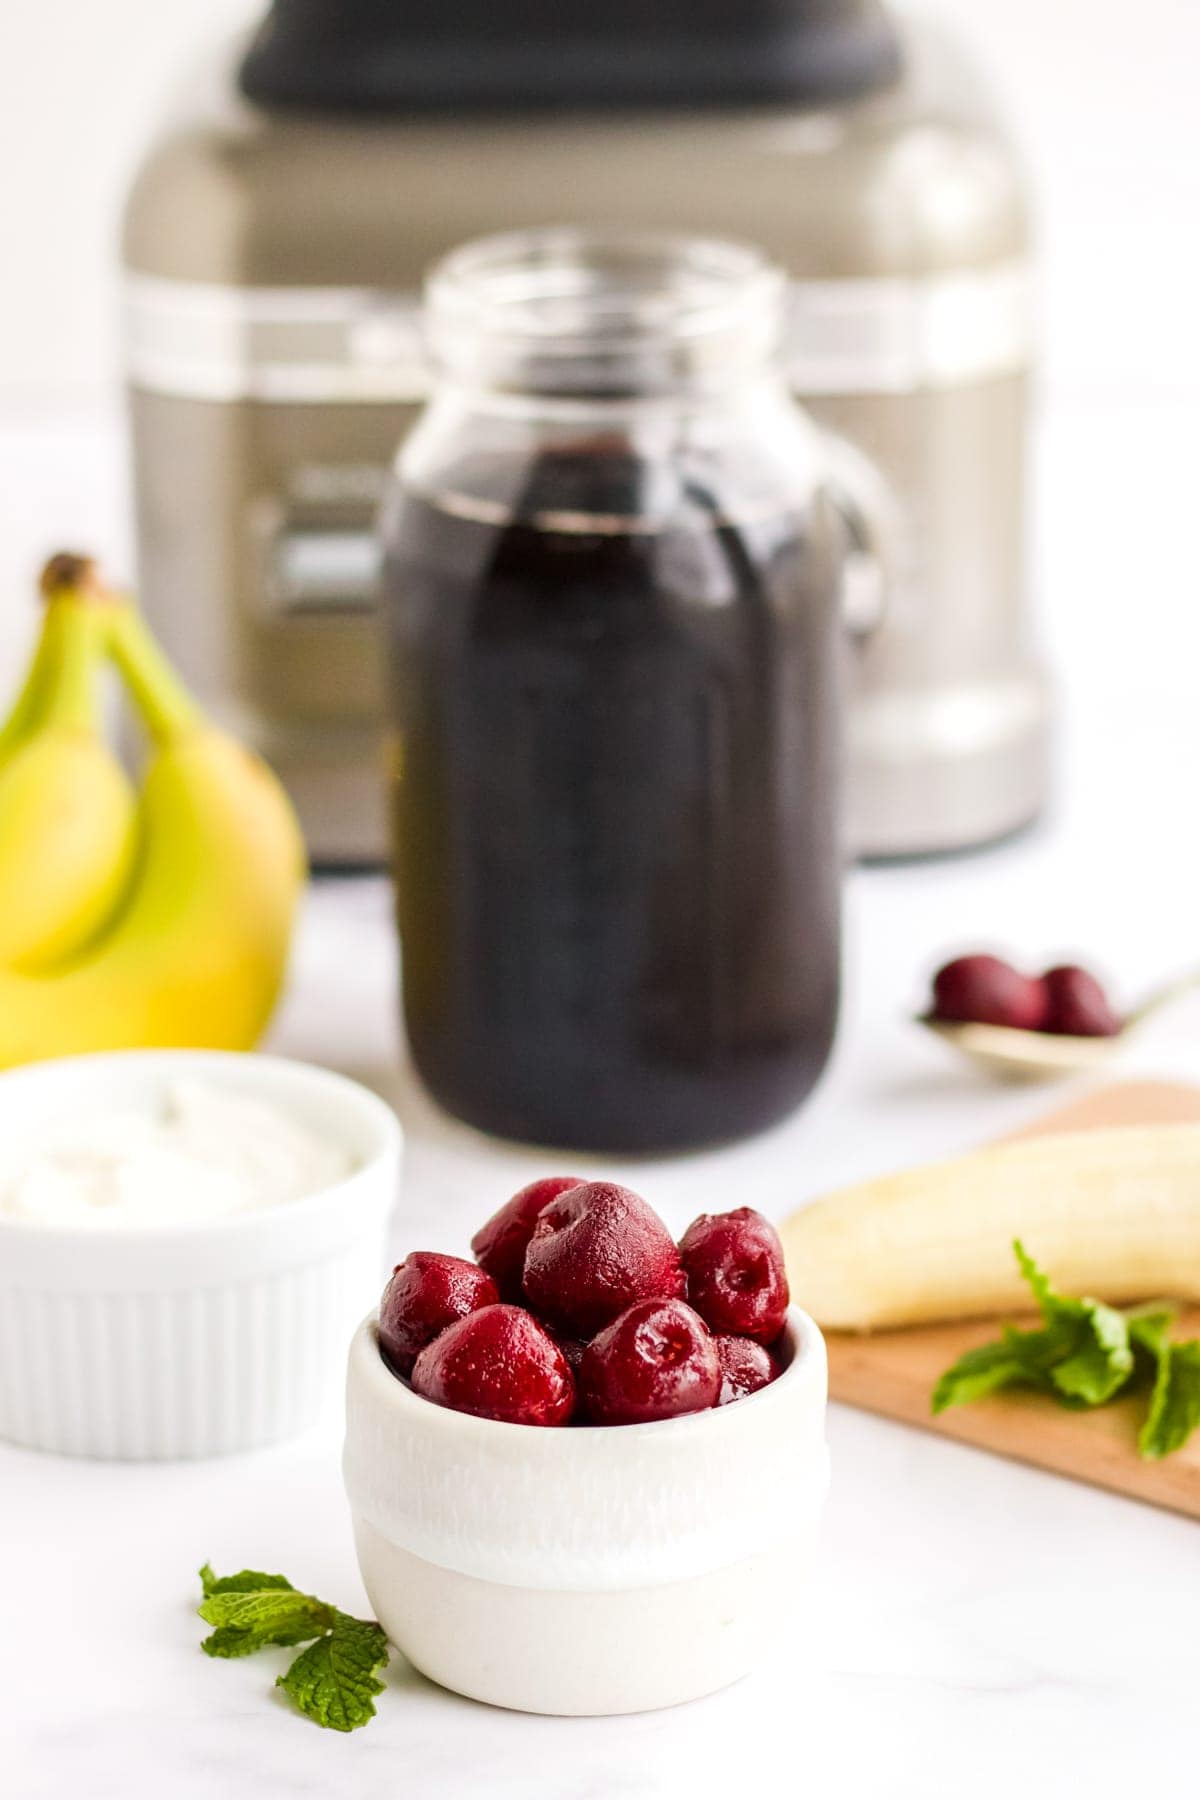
[198,1565,388,1731]
[932,1241,1200,1460]
[1127,1310,1200,1459]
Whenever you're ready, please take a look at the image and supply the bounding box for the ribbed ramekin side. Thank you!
[0,1232,385,1460]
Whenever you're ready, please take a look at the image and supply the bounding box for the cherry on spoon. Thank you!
[918,966,1200,1083]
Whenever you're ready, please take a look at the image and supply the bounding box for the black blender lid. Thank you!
[239,0,903,114]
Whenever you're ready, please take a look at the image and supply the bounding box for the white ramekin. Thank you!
[0,1050,401,1461]
[344,1305,829,1715]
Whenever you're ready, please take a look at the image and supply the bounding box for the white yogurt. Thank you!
[0,1078,355,1228]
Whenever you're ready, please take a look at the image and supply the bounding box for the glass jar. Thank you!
[380,229,844,1151]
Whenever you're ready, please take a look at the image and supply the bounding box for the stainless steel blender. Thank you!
[123,0,1048,862]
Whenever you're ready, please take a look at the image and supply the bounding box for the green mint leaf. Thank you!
[199,1587,331,1658]
[276,1614,389,1732]
[196,1566,389,1731]
[998,1321,1071,1379]
[200,1564,296,1598]
[1126,1305,1178,1362]
[199,1626,263,1659]
[1049,1298,1133,1405]
[1013,1239,1055,1311]
[1139,1339,1200,1459]
[933,1242,1134,1416]
[1007,1243,1088,1372]
[1012,1240,1133,1405]
[931,1248,1200,1459]
[932,1339,1033,1413]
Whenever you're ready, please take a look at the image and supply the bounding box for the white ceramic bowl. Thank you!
[344,1305,829,1715]
[0,1050,401,1460]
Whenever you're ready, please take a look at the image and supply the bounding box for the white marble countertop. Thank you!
[3,411,1200,1796]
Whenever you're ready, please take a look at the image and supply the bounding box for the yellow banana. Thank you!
[0,601,305,1065]
[0,557,137,971]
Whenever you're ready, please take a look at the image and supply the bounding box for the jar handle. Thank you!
[820,432,900,645]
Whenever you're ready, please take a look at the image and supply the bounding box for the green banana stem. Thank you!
[106,604,203,746]
[34,603,113,734]
[1,555,113,753]
[0,609,62,757]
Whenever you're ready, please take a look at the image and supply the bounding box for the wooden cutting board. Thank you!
[824,1081,1200,1518]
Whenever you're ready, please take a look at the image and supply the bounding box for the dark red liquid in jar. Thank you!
[383,445,841,1151]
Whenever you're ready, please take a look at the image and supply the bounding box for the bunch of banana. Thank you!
[0,554,305,1066]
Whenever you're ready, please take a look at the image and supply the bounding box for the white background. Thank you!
[2,0,1199,710]
[0,0,1199,415]
[4,7,1200,1795]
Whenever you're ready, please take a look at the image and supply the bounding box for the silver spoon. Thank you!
[916,968,1200,1083]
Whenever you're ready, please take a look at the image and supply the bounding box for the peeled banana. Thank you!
[0,557,136,970]
[781,1124,1200,1330]
[0,561,305,1065]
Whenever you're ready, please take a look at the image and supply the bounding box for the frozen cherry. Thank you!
[378,1252,498,1376]
[471,1175,584,1298]
[410,1304,574,1425]
[580,1298,720,1425]
[931,954,1049,1031]
[714,1335,778,1405]
[678,1207,790,1343]
[1043,964,1122,1037]
[523,1181,685,1337]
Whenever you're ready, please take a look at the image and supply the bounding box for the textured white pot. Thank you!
[0,1051,401,1460]
[344,1305,829,1715]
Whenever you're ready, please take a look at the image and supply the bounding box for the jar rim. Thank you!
[423,228,787,394]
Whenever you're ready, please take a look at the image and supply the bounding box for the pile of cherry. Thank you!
[930,954,1121,1037]
[377,1179,790,1427]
